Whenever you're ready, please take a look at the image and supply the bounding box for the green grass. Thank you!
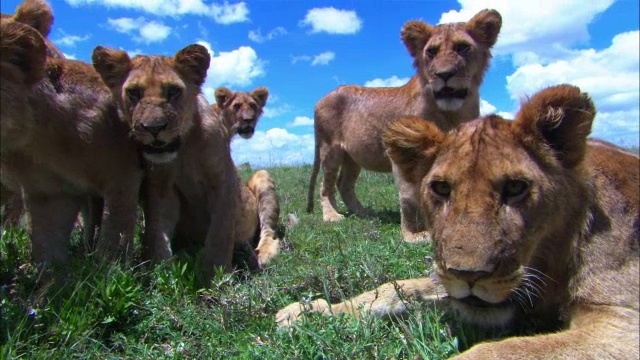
[2,165,465,359]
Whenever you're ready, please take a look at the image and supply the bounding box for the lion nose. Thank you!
[141,123,167,136]
[436,70,456,81]
[448,268,491,286]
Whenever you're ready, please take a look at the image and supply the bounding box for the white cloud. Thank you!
[263,104,291,119]
[506,31,639,147]
[440,0,614,64]
[248,27,287,43]
[479,99,497,116]
[230,128,315,166]
[289,116,314,127]
[300,7,362,35]
[66,0,249,24]
[62,52,77,60]
[197,40,266,103]
[311,51,335,66]
[53,32,90,47]
[107,17,172,43]
[364,75,410,88]
[291,51,335,66]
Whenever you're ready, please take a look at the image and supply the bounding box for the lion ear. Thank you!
[383,116,445,184]
[91,46,132,89]
[13,0,54,37]
[251,87,269,108]
[401,20,435,58]
[515,84,595,168]
[465,9,502,48]
[174,44,210,86]
[1,21,47,84]
[215,87,234,108]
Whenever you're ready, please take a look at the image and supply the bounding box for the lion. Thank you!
[307,9,502,242]
[277,84,639,359]
[92,44,247,276]
[0,19,143,265]
[213,86,269,139]
[1,0,64,229]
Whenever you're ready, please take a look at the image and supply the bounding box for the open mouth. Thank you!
[434,87,468,100]
[142,137,181,154]
[454,295,511,309]
[238,128,255,136]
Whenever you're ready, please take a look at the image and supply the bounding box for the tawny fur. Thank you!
[277,84,639,359]
[307,9,502,244]
[213,86,269,140]
[92,45,243,278]
[0,20,142,265]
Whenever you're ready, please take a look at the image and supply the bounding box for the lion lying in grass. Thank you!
[308,9,502,243]
[277,84,639,359]
[1,19,143,265]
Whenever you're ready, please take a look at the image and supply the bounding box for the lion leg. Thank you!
[140,167,179,261]
[26,193,83,266]
[96,183,140,264]
[393,164,431,243]
[453,304,639,360]
[320,145,345,222]
[248,170,280,268]
[338,155,374,217]
[202,182,237,278]
[80,196,103,251]
[276,277,445,327]
[1,185,26,228]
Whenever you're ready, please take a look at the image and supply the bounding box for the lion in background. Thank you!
[278,84,639,359]
[213,86,269,140]
[0,19,143,265]
[307,9,501,243]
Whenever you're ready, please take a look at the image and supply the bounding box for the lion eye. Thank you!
[430,181,451,198]
[426,47,439,58]
[454,43,471,55]
[233,103,241,111]
[125,87,141,104]
[502,180,530,203]
[166,86,182,101]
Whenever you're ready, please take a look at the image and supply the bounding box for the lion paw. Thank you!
[402,230,433,243]
[256,236,279,268]
[323,212,345,222]
[275,299,330,327]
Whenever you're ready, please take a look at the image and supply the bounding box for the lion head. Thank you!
[1,0,64,59]
[384,84,596,326]
[0,19,47,150]
[214,87,269,139]
[401,9,502,112]
[92,44,211,163]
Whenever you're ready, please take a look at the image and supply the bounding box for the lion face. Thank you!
[384,85,596,327]
[215,87,269,139]
[0,19,46,151]
[92,44,210,163]
[401,10,501,112]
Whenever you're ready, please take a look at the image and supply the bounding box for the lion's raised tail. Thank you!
[247,170,280,268]
[307,137,321,213]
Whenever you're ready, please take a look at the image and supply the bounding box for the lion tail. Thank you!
[247,170,280,267]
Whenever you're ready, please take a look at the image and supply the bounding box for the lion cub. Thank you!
[308,9,502,243]
[213,86,269,139]
[277,84,639,359]
[0,19,143,265]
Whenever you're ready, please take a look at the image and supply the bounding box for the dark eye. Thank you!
[233,103,241,111]
[249,103,258,110]
[454,43,471,55]
[430,181,451,198]
[125,87,141,104]
[426,47,438,58]
[166,86,182,101]
[502,179,530,203]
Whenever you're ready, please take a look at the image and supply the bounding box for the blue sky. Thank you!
[3,0,638,166]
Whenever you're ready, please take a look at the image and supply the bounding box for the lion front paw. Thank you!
[256,236,279,268]
[275,299,330,327]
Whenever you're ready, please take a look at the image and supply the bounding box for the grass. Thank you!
[2,165,469,359]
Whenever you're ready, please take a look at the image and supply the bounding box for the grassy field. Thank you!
[1,165,501,359]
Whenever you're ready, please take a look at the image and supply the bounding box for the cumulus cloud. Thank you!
[289,116,314,127]
[300,7,362,34]
[196,41,266,103]
[248,27,287,43]
[290,55,312,64]
[230,128,315,166]
[440,0,614,64]
[263,104,291,119]
[53,31,90,47]
[107,17,172,43]
[363,75,410,88]
[66,0,249,24]
[311,51,335,66]
[479,99,497,116]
